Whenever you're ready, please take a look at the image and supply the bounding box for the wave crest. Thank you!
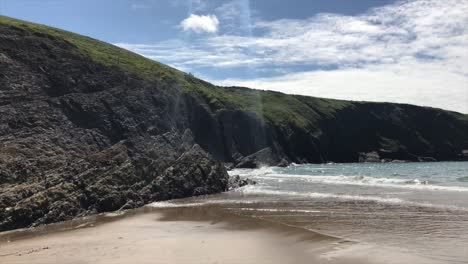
[254,174,468,192]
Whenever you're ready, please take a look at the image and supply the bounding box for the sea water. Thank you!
[154,162,468,263]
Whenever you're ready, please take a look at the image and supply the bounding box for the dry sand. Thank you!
[0,206,435,264]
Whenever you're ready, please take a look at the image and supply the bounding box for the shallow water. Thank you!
[152,162,468,263]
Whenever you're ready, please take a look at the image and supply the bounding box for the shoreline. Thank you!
[0,204,440,264]
[0,206,346,264]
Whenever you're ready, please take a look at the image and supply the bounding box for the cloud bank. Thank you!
[118,0,468,113]
[180,14,219,33]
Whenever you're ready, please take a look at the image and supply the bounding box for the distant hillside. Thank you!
[1,16,467,231]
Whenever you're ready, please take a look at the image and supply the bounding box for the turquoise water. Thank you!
[237,162,468,209]
[155,162,468,263]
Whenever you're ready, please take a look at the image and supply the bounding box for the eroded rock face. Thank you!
[0,25,230,231]
[0,131,229,231]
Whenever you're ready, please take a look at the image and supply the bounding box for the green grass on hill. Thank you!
[0,15,183,83]
[183,75,351,129]
[0,15,354,129]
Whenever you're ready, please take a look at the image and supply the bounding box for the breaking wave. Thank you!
[253,173,468,192]
[235,185,468,212]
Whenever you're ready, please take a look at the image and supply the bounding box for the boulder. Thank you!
[418,156,437,162]
[235,147,282,168]
[358,151,381,163]
[228,175,257,190]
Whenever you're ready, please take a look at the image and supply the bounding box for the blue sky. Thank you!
[1,0,467,113]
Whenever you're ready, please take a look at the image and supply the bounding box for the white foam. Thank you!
[255,173,468,192]
[238,185,404,203]
[148,201,207,208]
[103,211,126,217]
[320,243,441,264]
[148,199,260,208]
[236,185,468,212]
[229,166,276,177]
[233,208,321,213]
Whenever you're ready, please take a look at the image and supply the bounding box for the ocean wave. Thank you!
[238,185,404,203]
[229,167,276,177]
[148,201,207,208]
[232,208,321,213]
[236,185,468,212]
[148,199,260,208]
[254,174,468,192]
[456,176,468,182]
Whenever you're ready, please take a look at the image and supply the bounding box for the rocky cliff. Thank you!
[1,16,467,231]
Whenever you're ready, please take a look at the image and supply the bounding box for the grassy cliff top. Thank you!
[1,16,464,131]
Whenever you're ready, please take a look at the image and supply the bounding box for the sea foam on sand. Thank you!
[0,206,440,264]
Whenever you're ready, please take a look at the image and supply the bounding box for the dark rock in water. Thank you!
[459,150,468,161]
[358,151,381,163]
[228,175,257,190]
[391,160,408,163]
[235,147,283,168]
[276,159,290,167]
[418,156,437,162]
[235,159,257,169]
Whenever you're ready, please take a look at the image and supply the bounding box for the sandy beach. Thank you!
[0,205,440,264]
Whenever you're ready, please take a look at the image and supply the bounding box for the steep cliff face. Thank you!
[0,17,229,231]
[184,83,468,165]
[1,16,468,231]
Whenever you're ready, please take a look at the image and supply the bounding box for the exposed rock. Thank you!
[0,20,233,231]
[391,160,408,163]
[0,131,229,231]
[276,159,290,167]
[224,163,235,171]
[459,150,468,161]
[235,147,282,168]
[418,156,437,162]
[358,151,381,163]
[228,175,257,190]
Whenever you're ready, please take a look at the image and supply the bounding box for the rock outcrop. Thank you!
[0,18,230,231]
[358,151,381,163]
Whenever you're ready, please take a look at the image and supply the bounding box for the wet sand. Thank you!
[0,206,436,264]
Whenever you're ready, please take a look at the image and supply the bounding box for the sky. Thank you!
[1,0,467,113]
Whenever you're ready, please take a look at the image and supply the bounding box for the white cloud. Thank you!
[180,14,219,33]
[118,0,468,113]
[214,0,255,34]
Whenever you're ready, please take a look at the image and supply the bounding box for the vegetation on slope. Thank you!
[1,15,467,163]
[0,16,182,83]
[0,15,353,130]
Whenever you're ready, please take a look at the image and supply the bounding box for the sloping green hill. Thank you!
[0,15,351,130]
[1,15,467,164]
